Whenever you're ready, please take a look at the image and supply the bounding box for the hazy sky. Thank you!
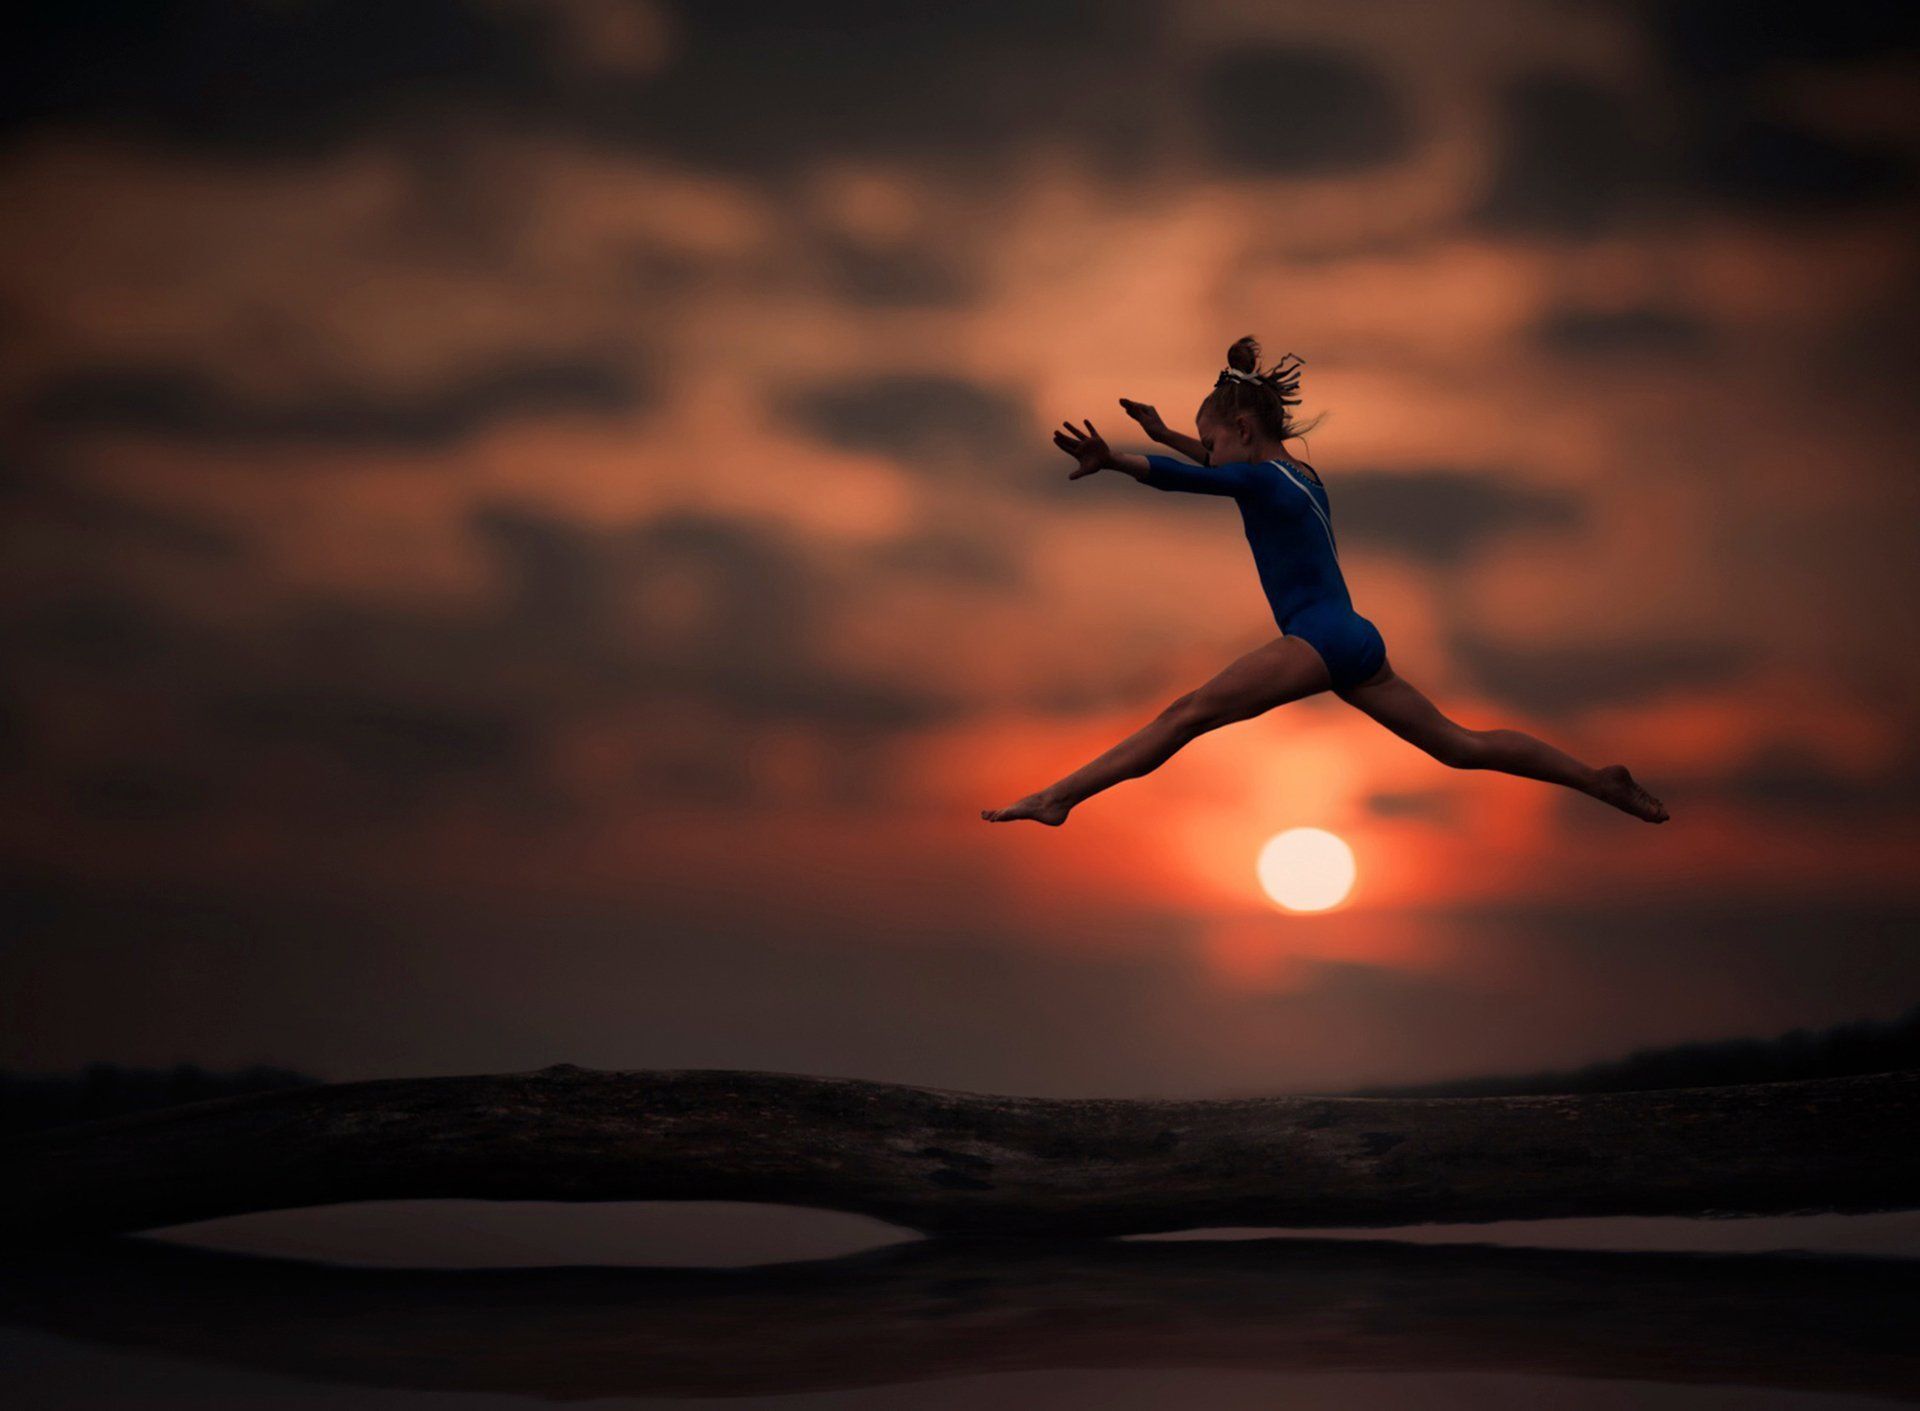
[5,0,1919,1095]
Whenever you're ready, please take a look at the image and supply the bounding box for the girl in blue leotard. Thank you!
[982,336,1668,826]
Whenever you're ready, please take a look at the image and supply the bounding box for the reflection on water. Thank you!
[2,1227,1915,1407]
[137,1198,1920,1268]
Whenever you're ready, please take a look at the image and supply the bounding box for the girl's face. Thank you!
[1196,405,1253,465]
[1195,407,1222,465]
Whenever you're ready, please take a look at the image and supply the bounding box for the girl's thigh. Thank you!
[1192,635,1333,719]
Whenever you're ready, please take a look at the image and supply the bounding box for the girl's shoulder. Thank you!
[1263,456,1324,487]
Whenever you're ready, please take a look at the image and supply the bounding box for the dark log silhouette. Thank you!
[4,1065,1917,1241]
[2,1235,1914,1401]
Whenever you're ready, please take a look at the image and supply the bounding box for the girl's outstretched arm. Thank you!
[1054,419,1253,495]
[1059,418,1251,495]
[1119,398,1208,464]
[1138,452,1255,496]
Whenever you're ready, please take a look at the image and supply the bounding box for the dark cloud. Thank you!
[0,460,243,560]
[1194,46,1414,175]
[808,238,979,310]
[777,373,1031,470]
[65,762,218,824]
[0,591,555,823]
[476,503,959,728]
[1471,55,1919,234]
[1530,306,1712,356]
[4,0,562,153]
[1471,74,1666,235]
[1436,894,1920,1028]
[0,594,175,672]
[618,2,1164,177]
[1685,115,1915,210]
[204,687,534,785]
[7,1,1166,178]
[0,498,984,834]
[29,355,648,449]
[1474,0,1920,235]
[1636,0,1920,81]
[859,527,1026,589]
[1331,469,1582,564]
[1697,746,1920,820]
[1452,634,1750,716]
[1824,258,1920,397]
[1365,789,1458,822]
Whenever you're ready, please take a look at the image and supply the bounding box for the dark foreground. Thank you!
[2,1226,1916,1407]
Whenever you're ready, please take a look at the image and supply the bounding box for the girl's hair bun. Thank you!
[1205,335,1324,442]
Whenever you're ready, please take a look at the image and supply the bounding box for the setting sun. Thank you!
[1257,828,1356,912]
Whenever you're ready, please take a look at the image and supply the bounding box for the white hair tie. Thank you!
[1216,354,1306,407]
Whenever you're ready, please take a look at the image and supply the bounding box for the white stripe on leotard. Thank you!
[1267,459,1340,561]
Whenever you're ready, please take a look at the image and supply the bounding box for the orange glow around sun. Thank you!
[1257,828,1357,913]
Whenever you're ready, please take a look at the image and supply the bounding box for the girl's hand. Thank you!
[1053,419,1113,479]
[1118,397,1166,436]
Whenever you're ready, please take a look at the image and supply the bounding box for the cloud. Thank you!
[1629,2,1920,215]
[1444,894,1920,1022]
[776,373,1031,471]
[1194,46,1415,175]
[3,0,561,152]
[808,236,979,309]
[1685,115,1914,210]
[614,1,1163,176]
[1637,0,1920,81]
[1470,74,1664,235]
[1451,634,1752,716]
[1469,55,1918,234]
[1365,789,1457,822]
[1331,469,1582,564]
[64,761,221,824]
[1697,745,1920,820]
[475,503,962,728]
[0,461,243,559]
[0,592,176,672]
[204,687,535,786]
[28,354,648,449]
[3,0,1169,179]
[0,0,686,156]
[858,527,1025,589]
[1529,306,1712,356]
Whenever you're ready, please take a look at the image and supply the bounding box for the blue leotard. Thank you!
[1142,453,1387,690]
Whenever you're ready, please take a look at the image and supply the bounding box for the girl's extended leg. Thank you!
[983,636,1334,825]
[1338,664,1668,821]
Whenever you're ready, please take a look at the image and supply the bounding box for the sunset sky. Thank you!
[5,0,1919,1097]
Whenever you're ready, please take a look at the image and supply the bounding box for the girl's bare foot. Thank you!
[1594,765,1669,822]
[981,792,1071,826]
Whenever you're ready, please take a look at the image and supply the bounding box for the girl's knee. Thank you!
[1159,690,1199,718]
[1432,729,1488,769]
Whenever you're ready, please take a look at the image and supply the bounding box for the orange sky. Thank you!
[4,0,1919,1094]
